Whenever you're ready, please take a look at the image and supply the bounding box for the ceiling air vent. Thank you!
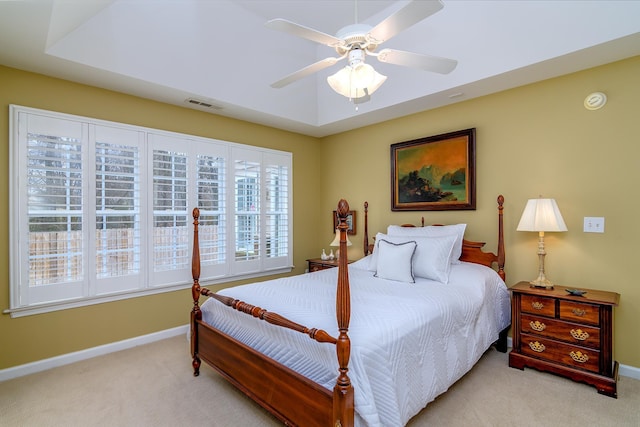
[185,98,223,110]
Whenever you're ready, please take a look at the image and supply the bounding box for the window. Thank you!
[8,105,292,317]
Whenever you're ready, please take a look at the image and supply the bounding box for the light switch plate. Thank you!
[584,217,605,233]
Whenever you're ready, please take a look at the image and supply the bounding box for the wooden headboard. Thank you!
[363,195,505,281]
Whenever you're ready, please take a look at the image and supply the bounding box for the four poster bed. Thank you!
[190,195,509,427]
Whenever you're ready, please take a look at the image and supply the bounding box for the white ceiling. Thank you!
[1,0,639,137]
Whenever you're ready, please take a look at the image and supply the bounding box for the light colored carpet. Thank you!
[1,335,638,426]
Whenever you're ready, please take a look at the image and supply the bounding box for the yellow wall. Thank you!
[2,56,639,370]
[323,56,640,368]
[0,65,322,369]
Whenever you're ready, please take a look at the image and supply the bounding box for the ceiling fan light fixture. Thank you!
[327,62,386,100]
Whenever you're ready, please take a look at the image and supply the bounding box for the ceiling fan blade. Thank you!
[376,48,457,74]
[270,57,343,88]
[368,0,444,44]
[265,18,343,47]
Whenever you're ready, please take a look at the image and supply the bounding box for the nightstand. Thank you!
[306,258,352,272]
[509,281,620,397]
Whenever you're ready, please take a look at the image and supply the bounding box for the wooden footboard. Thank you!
[194,317,334,426]
[191,201,354,427]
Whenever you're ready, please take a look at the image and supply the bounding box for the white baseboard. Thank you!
[619,364,640,380]
[0,324,189,382]
[505,336,640,380]
[2,327,639,383]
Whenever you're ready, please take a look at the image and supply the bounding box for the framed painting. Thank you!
[391,128,476,211]
[333,210,356,235]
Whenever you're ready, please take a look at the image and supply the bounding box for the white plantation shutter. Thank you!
[10,105,292,316]
[18,113,87,306]
[149,134,190,286]
[92,125,144,295]
[263,153,291,270]
[195,146,227,279]
[232,148,261,275]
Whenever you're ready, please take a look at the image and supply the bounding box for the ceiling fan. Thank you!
[265,0,458,103]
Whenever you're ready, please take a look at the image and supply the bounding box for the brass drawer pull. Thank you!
[572,308,586,316]
[531,301,544,310]
[570,350,589,363]
[529,341,546,353]
[570,328,589,341]
[529,320,546,332]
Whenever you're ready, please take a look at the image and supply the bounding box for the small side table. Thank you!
[509,281,620,397]
[306,258,352,272]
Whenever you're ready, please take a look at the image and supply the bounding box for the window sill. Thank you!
[4,266,293,318]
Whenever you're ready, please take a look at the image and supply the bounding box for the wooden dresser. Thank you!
[509,281,620,397]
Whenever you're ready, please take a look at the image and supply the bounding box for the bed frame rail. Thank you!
[199,289,338,345]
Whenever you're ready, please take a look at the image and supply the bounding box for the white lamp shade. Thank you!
[327,64,387,99]
[330,228,353,247]
[517,198,568,232]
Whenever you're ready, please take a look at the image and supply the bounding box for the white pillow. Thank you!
[374,239,417,283]
[387,223,467,264]
[372,232,456,283]
[349,254,372,271]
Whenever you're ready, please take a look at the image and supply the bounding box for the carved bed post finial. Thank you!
[334,199,354,427]
[191,207,202,376]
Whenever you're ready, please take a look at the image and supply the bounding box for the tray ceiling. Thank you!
[1,0,639,137]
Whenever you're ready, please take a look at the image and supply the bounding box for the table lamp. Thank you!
[517,198,568,289]
[330,228,352,259]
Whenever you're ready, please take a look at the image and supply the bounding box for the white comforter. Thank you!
[200,258,510,427]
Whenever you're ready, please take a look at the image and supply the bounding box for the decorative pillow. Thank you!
[372,232,456,283]
[387,223,467,264]
[374,239,417,283]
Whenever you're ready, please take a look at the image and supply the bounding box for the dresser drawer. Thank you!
[308,262,325,272]
[520,333,600,373]
[560,300,600,326]
[521,294,556,317]
[521,314,600,348]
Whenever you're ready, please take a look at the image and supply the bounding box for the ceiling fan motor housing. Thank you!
[335,23,378,55]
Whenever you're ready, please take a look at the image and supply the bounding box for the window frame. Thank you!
[7,105,293,318]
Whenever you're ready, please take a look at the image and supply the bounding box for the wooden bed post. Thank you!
[191,207,202,376]
[334,199,354,427]
[363,201,369,256]
[496,195,506,281]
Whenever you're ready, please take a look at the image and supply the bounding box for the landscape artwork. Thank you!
[391,128,476,211]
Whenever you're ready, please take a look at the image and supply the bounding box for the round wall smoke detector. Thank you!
[584,92,607,110]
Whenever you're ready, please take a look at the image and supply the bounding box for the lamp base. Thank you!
[529,277,554,290]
